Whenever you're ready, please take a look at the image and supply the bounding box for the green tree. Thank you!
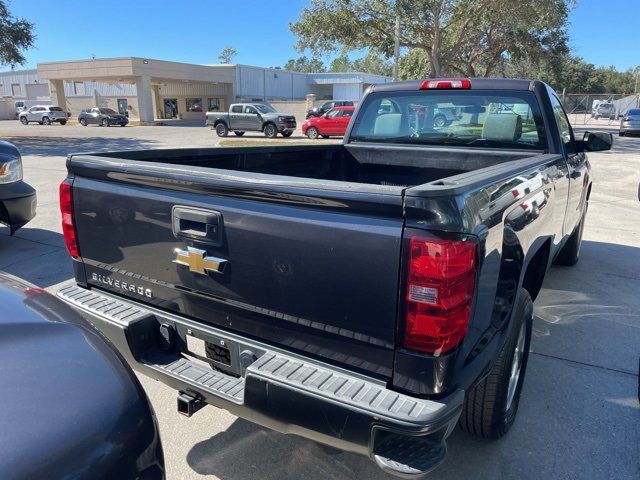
[218,46,237,64]
[0,0,35,67]
[283,56,326,72]
[398,49,431,80]
[328,51,353,72]
[352,50,393,76]
[290,0,571,78]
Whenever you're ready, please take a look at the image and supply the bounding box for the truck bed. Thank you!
[82,143,538,189]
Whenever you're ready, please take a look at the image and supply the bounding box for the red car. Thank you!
[302,105,355,139]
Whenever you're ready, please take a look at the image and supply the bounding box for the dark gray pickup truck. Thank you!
[206,102,297,138]
[57,78,611,477]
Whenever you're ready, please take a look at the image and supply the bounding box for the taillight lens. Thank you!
[403,234,477,356]
[420,79,471,90]
[59,178,79,258]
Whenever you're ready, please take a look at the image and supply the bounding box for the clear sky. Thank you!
[8,0,638,71]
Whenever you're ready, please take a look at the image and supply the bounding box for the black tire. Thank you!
[60,120,67,126]
[215,123,229,137]
[101,118,109,127]
[281,131,293,138]
[264,123,278,138]
[554,209,586,266]
[433,114,447,128]
[594,115,600,120]
[120,124,126,127]
[42,116,51,125]
[80,118,87,126]
[20,117,28,125]
[459,289,533,439]
[306,127,319,139]
[233,131,245,136]
[619,131,625,137]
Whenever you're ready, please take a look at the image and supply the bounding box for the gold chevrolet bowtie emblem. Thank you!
[173,247,227,275]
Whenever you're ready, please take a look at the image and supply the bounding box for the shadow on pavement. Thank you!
[0,228,73,288]
[185,240,639,480]
[2,136,160,157]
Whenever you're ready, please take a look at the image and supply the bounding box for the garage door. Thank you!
[26,83,50,101]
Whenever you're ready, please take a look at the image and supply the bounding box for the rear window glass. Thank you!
[349,90,547,150]
[49,106,64,111]
[627,109,640,115]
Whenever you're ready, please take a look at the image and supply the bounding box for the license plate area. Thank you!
[181,328,242,377]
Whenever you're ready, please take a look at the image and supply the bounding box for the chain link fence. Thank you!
[561,93,640,126]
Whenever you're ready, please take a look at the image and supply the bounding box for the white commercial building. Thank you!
[0,57,391,122]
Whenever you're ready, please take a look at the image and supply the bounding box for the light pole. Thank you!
[393,13,400,81]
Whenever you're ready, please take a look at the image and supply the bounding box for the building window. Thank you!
[73,82,86,96]
[11,83,21,96]
[208,98,222,111]
[185,98,203,112]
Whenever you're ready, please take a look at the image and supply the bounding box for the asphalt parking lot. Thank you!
[0,119,638,479]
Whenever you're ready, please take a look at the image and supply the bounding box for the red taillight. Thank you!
[59,178,79,258]
[403,234,477,356]
[420,79,471,90]
[511,188,520,198]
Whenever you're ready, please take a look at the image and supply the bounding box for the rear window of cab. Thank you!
[349,90,547,150]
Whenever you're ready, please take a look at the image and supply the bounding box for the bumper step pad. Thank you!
[373,433,446,478]
[146,354,245,403]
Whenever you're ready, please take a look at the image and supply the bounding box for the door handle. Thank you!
[172,206,223,245]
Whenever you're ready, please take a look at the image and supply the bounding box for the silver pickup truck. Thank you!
[205,103,297,138]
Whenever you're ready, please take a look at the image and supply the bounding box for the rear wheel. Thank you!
[60,120,67,126]
[233,131,245,136]
[20,117,28,125]
[459,289,533,439]
[101,118,109,127]
[215,123,229,137]
[281,131,293,138]
[264,123,277,138]
[42,116,51,125]
[433,114,447,128]
[306,127,319,139]
[619,131,625,137]
[80,118,87,126]
[554,209,586,266]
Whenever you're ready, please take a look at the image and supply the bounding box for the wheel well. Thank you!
[214,120,227,127]
[521,240,551,301]
[262,121,276,131]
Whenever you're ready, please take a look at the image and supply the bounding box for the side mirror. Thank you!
[581,131,613,152]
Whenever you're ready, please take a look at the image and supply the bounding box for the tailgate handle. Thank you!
[172,206,223,245]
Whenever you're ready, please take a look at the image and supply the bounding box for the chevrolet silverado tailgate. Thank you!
[69,156,405,379]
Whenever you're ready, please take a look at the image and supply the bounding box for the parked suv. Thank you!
[78,107,129,127]
[591,101,616,120]
[18,105,68,125]
[306,100,354,119]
